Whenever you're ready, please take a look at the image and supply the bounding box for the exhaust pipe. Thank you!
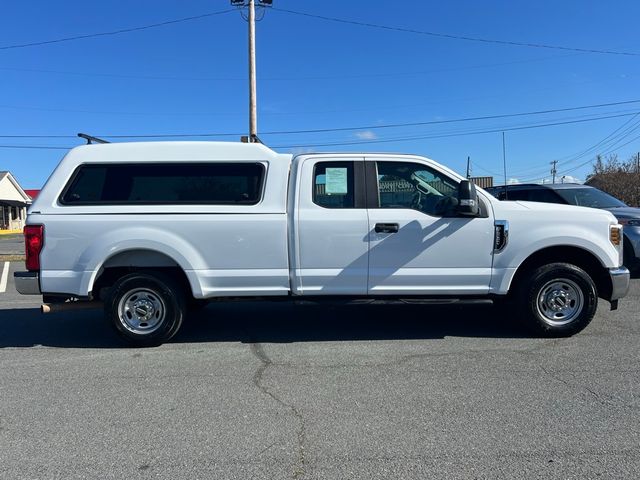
[41,301,103,314]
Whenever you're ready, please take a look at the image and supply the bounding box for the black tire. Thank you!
[517,262,597,337]
[104,272,186,347]
[187,298,209,313]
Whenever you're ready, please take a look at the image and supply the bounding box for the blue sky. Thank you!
[1,0,639,189]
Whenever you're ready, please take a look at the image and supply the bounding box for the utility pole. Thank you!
[231,0,272,142]
[466,156,471,179]
[248,0,257,141]
[502,132,507,182]
[550,160,558,184]
[636,152,640,173]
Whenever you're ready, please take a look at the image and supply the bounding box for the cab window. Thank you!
[313,162,356,208]
[375,161,458,216]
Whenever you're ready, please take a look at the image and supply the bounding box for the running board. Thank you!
[292,298,494,306]
[397,298,493,306]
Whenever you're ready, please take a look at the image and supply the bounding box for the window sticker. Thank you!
[325,168,348,194]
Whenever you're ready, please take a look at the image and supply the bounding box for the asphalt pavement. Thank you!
[0,264,638,479]
[0,233,23,256]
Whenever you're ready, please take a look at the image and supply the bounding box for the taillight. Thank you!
[24,225,44,271]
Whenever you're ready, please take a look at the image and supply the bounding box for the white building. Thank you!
[0,171,31,231]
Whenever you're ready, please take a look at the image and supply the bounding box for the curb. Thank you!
[0,255,24,262]
[0,229,22,236]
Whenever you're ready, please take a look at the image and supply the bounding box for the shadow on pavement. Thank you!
[0,301,529,349]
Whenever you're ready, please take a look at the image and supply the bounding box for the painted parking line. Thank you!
[0,261,9,293]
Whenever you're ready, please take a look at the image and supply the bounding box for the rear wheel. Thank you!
[518,263,597,337]
[105,272,185,346]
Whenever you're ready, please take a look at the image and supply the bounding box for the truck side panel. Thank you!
[35,213,289,298]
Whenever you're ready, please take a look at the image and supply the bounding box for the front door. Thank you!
[366,158,494,295]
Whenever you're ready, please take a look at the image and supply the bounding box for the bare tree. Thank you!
[586,153,640,206]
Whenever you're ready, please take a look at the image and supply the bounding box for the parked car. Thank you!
[486,183,640,272]
[14,142,629,345]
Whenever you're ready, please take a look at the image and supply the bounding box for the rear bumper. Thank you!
[13,271,41,295]
[608,267,630,302]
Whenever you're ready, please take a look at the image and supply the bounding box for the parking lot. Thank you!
[0,256,639,479]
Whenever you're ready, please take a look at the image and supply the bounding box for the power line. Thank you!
[273,111,640,149]
[518,115,640,181]
[330,108,640,147]
[109,99,640,137]
[0,70,613,117]
[521,126,640,181]
[2,100,639,140]
[2,111,640,153]
[260,99,640,136]
[557,115,640,166]
[506,114,640,178]
[0,9,234,51]
[557,131,640,177]
[0,52,580,82]
[0,93,640,124]
[555,158,599,177]
[599,132,640,157]
[272,7,640,57]
[0,145,69,150]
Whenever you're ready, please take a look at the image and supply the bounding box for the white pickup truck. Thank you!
[15,141,630,345]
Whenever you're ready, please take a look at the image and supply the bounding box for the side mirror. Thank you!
[457,180,479,216]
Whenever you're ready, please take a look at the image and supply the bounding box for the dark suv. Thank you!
[486,183,640,272]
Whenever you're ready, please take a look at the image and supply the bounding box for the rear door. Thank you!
[293,156,369,295]
[366,157,495,295]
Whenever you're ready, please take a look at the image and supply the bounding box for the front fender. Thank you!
[490,224,618,295]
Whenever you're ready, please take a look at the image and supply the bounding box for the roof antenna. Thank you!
[77,133,110,145]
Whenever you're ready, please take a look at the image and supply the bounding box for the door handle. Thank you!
[375,223,399,233]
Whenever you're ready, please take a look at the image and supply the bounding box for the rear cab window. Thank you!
[59,162,266,205]
[313,161,358,208]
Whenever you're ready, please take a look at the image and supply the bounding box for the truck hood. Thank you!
[486,198,622,270]
[491,200,619,224]
[605,206,640,220]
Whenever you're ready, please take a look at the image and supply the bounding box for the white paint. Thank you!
[0,261,9,293]
[21,141,624,300]
[31,141,292,214]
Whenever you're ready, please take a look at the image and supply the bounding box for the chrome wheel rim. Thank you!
[117,288,166,335]
[536,279,584,326]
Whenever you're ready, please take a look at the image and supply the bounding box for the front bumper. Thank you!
[608,267,630,302]
[13,271,41,295]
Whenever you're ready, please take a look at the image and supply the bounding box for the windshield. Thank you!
[555,188,626,208]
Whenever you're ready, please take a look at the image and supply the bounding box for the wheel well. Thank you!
[92,250,193,301]
[510,246,611,299]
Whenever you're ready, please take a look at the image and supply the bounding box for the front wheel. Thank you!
[105,272,186,347]
[518,263,597,337]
